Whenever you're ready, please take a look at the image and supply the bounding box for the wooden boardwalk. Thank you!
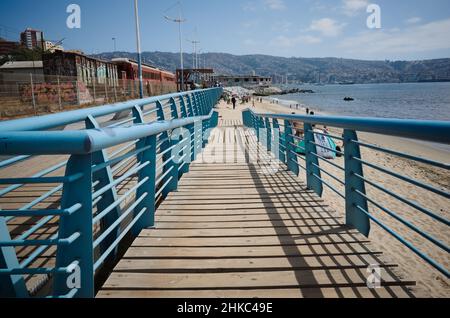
[98,108,416,298]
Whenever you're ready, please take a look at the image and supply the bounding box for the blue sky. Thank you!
[1,0,450,60]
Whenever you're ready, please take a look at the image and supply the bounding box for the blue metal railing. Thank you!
[242,108,450,278]
[0,87,222,298]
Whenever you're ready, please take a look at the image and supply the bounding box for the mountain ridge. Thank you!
[93,51,450,84]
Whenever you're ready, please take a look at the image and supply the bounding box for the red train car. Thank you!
[112,58,175,85]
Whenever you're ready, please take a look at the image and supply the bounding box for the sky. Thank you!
[1,0,450,61]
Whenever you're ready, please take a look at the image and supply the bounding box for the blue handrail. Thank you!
[242,108,450,278]
[0,87,223,298]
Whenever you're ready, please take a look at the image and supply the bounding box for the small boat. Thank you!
[343,97,354,101]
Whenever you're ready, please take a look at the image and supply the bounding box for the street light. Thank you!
[164,2,186,91]
[133,0,144,98]
[112,37,117,52]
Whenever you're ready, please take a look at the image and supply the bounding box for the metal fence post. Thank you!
[284,119,299,176]
[30,73,36,115]
[344,129,371,237]
[54,154,94,298]
[93,78,97,104]
[57,76,62,111]
[75,80,80,106]
[104,80,108,102]
[304,123,323,196]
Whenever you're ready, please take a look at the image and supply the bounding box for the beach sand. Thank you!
[219,98,449,298]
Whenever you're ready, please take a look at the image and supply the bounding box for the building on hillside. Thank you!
[43,41,64,53]
[211,74,272,87]
[0,61,45,85]
[42,50,118,86]
[0,38,20,55]
[20,28,44,50]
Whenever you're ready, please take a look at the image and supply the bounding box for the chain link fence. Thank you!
[0,73,177,119]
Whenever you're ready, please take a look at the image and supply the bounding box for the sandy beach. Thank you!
[219,97,449,298]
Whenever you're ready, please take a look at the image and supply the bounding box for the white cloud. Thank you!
[342,0,369,16]
[405,17,422,25]
[271,34,322,48]
[339,18,450,58]
[242,2,258,12]
[264,0,286,11]
[309,18,346,37]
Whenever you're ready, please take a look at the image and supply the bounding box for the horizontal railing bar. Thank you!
[107,116,137,128]
[92,161,149,200]
[0,88,219,133]
[0,160,68,197]
[352,139,449,170]
[311,173,345,199]
[155,166,174,186]
[93,144,152,173]
[0,203,82,217]
[290,158,307,172]
[289,149,306,161]
[0,110,214,155]
[353,189,449,253]
[93,176,149,224]
[94,206,147,271]
[311,162,345,186]
[93,192,148,249]
[355,205,449,278]
[0,173,83,185]
[0,155,31,169]
[0,232,80,247]
[308,129,344,141]
[108,140,139,158]
[309,141,343,155]
[353,157,450,199]
[310,152,345,171]
[155,176,174,198]
[19,234,57,268]
[251,110,450,144]
[354,173,449,226]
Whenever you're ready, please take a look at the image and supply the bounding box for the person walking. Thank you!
[231,96,237,110]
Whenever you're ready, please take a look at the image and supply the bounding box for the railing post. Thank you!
[132,106,157,235]
[134,137,157,234]
[186,94,197,162]
[284,119,299,176]
[304,123,323,197]
[0,217,28,297]
[54,154,94,298]
[344,130,371,236]
[85,115,121,264]
[156,101,178,198]
[265,117,272,153]
[178,96,190,174]
[272,118,285,164]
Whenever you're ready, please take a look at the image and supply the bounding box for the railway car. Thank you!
[111,58,175,85]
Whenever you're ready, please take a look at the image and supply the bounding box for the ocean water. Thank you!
[273,82,450,121]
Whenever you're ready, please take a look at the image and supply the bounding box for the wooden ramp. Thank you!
[98,111,416,298]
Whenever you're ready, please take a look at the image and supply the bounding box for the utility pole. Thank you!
[133,0,144,98]
[112,37,117,52]
[165,2,186,91]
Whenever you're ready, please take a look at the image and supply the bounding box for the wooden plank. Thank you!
[97,286,414,298]
[101,268,412,290]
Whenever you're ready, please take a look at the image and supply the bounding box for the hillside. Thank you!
[93,51,450,84]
